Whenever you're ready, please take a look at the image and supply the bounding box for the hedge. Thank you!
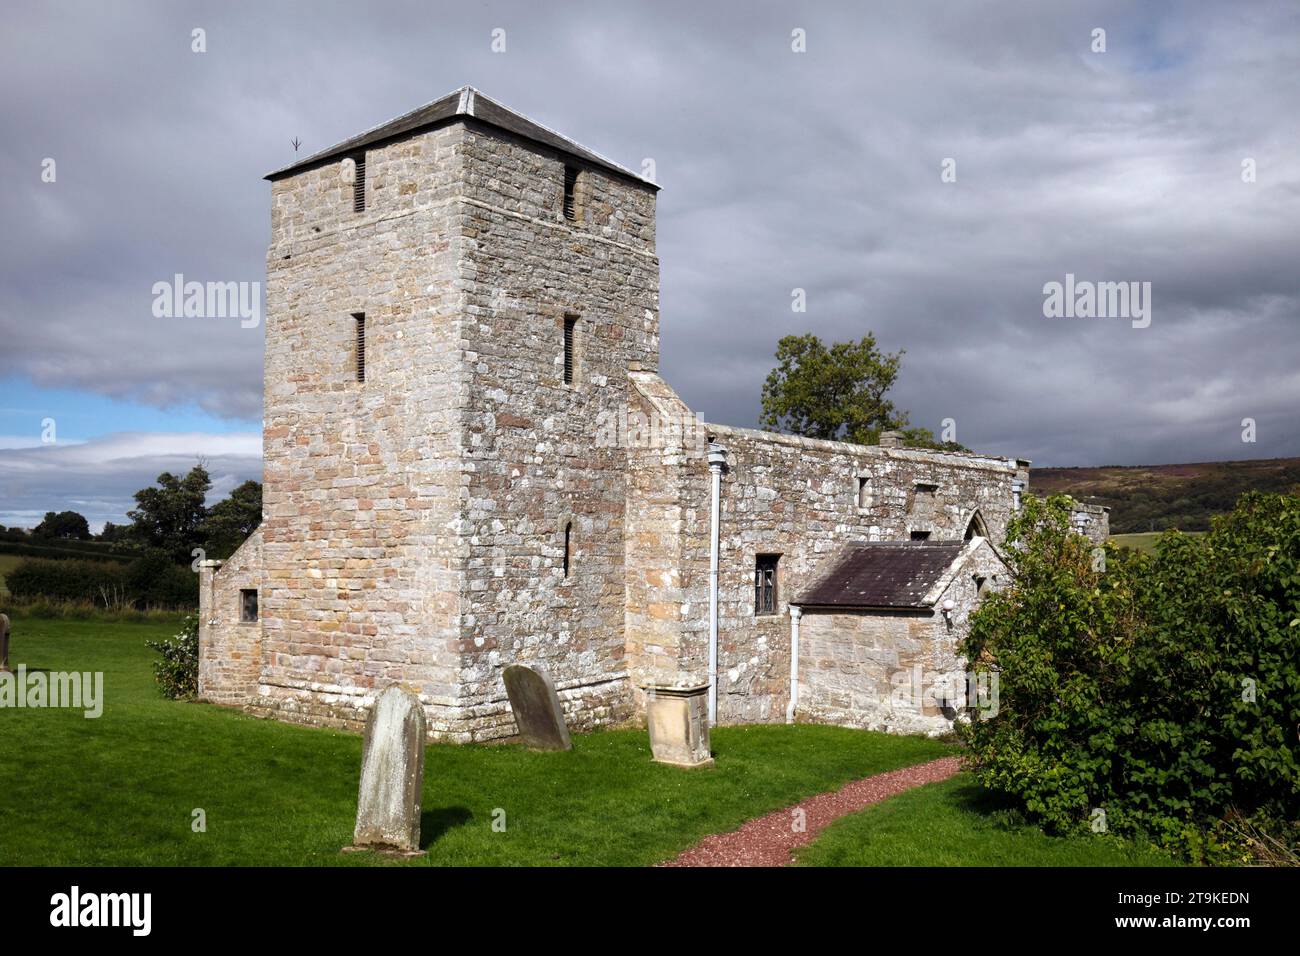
[5,553,197,609]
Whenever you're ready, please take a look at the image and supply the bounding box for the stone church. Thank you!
[198,87,1107,741]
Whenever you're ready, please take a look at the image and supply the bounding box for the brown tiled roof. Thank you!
[797,541,967,609]
[266,86,656,187]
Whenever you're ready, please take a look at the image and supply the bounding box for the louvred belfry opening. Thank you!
[353,313,366,382]
[352,152,366,211]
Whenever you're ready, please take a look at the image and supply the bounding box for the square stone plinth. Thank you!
[643,683,714,768]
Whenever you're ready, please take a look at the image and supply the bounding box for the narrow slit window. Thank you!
[352,152,366,212]
[563,521,572,577]
[563,165,579,221]
[353,312,366,382]
[240,589,258,623]
[563,315,577,385]
[857,476,871,509]
[755,554,780,616]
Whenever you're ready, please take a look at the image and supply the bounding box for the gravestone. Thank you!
[346,686,426,856]
[643,683,714,768]
[502,664,572,751]
[0,613,10,673]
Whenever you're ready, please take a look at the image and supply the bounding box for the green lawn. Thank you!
[795,775,1181,866]
[0,614,955,866]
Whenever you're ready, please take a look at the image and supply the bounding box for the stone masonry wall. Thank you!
[216,123,471,735]
[450,123,659,739]
[626,374,1025,726]
[198,529,264,706]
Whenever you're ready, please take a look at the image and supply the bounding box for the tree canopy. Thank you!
[759,333,967,451]
[33,510,92,540]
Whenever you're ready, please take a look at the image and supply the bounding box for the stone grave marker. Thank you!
[502,663,572,751]
[346,685,426,856]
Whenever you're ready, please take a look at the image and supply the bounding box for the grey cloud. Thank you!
[0,0,1296,469]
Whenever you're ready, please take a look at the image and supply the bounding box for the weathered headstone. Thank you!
[346,686,426,856]
[0,613,10,673]
[644,683,714,768]
[502,664,572,751]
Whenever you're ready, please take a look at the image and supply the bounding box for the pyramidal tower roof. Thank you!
[265,85,656,188]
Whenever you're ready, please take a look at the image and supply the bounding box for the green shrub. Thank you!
[960,492,1300,863]
[145,614,200,700]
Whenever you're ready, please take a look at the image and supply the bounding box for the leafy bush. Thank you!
[145,614,199,700]
[960,492,1300,863]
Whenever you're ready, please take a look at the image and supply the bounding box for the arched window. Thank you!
[964,510,989,540]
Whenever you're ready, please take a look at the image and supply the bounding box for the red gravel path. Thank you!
[660,755,962,867]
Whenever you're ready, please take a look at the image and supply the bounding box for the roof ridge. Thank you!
[265,84,654,186]
[467,87,642,181]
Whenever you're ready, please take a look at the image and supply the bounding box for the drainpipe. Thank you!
[787,604,802,723]
[706,442,727,726]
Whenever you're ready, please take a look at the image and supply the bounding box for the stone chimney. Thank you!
[878,430,903,448]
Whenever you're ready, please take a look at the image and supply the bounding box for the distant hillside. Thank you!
[1031,457,1300,534]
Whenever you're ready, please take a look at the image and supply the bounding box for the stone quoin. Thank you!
[197,86,1107,741]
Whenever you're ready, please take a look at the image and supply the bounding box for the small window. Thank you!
[974,575,990,598]
[563,521,573,577]
[911,530,931,541]
[755,554,780,615]
[351,152,366,212]
[240,589,258,623]
[563,165,579,221]
[563,314,578,385]
[353,313,366,382]
[857,476,871,509]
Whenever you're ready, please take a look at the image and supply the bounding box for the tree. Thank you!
[759,333,967,450]
[98,521,133,544]
[33,510,92,540]
[127,465,212,564]
[201,480,263,559]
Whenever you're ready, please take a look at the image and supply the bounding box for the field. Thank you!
[0,615,1181,867]
[1033,457,1300,533]
[1108,531,1204,555]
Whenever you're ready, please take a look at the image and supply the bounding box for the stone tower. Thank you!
[199,87,660,740]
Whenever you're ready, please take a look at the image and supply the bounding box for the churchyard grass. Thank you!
[795,774,1181,866]
[3,615,1176,867]
[1,614,952,866]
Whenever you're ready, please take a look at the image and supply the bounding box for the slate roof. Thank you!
[797,541,969,610]
[266,86,656,187]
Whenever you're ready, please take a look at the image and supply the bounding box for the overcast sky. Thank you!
[2,0,1297,530]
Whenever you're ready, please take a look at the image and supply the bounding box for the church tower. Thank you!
[200,87,659,740]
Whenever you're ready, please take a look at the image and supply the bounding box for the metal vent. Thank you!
[352,152,366,212]
[563,165,578,221]
[354,313,366,382]
[563,315,577,384]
